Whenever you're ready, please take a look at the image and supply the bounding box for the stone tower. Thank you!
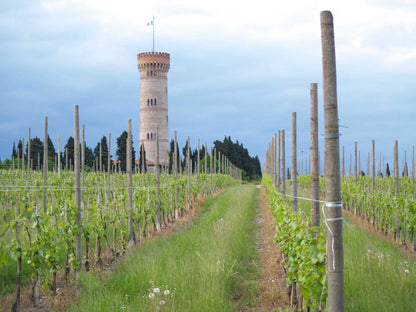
[137,52,170,169]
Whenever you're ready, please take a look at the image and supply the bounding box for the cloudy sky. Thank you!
[1,0,415,172]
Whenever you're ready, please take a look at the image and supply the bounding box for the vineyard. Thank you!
[0,167,239,309]
[1,8,416,312]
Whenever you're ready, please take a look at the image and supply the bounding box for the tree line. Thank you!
[2,134,262,181]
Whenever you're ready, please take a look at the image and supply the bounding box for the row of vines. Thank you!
[262,174,327,311]
[298,174,416,249]
[341,176,416,248]
[0,168,239,308]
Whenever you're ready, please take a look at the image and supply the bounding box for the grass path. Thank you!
[68,185,261,312]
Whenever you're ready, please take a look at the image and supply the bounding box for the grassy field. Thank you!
[68,185,260,311]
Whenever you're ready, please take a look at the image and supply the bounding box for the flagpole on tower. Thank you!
[152,16,155,53]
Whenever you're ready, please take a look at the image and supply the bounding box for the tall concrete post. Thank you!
[321,11,344,311]
[310,83,320,228]
[281,129,286,195]
[291,112,297,212]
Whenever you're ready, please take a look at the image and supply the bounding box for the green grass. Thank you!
[68,185,260,312]
[291,183,416,312]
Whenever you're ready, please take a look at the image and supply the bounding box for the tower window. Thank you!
[154,99,157,106]
[147,71,149,76]
[147,99,150,106]
[154,71,157,76]
[151,99,153,106]
[147,133,149,140]
[151,71,153,76]
[151,133,153,140]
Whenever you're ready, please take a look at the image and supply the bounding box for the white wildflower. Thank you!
[154,287,160,293]
[159,300,165,305]
[405,269,410,274]
[149,293,155,299]
[164,289,170,295]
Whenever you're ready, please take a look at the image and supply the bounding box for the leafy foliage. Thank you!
[262,175,327,311]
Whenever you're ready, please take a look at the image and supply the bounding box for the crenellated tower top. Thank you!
[137,52,170,72]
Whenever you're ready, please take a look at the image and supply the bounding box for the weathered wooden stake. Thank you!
[277,130,281,191]
[412,146,415,197]
[354,142,358,183]
[57,133,61,178]
[43,117,48,213]
[321,10,344,311]
[28,128,31,176]
[156,124,161,231]
[342,145,345,181]
[187,136,191,209]
[291,112,297,212]
[281,129,286,195]
[311,82,320,228]
[127,119,135,245]
[174,131,179,218]
[394,140,400,242]
[82,125,85,207]
[74,105,82,271]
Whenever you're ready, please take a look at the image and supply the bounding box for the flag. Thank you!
[147,20,153,26]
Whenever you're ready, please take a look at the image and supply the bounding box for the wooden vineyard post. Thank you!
[342,145,345,182]
[99,143,103,175]
[187,136,191,209]
[65,146,68,171]
[412,146,415,197]
[210,146,213,193]
[107,134,111,204]
[127,119,135,245]
[277,130,281,191]
[354,142,358,184]
[321,10,344,311]
[205,142,208,174]
[156,124,161,232]
[214,148,217,175]
[174,131,179,218]
[349,153,352,176]
[394,140,400,242]
[28,128,31,176]
[311,82,320,229]
[281,130,286,195]
[43,117,48,213]
[197,139,200,176]
[82,125,85,207]
[204,142,208,195]
[372,140,376,226]
[74,105,82,272]
[292,112,297,212]
[21,138,25,174]
[274,133,277,187]
[57,133,61,178]
[219,151,222,174]
[141,143,146,186]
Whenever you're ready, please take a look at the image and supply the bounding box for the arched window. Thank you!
[151,133,153,140]
[154,71,157,76]
[154,99,157,106]
[150,99,153,106]
[150,71,153,76]
[147,99,150,106]
[147,71,149,76]
[147,133,149,140]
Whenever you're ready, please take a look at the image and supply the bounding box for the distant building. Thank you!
[137,52,170,171]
